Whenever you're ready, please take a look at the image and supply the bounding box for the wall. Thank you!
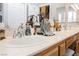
[3,3,79,29]
[0,3,3,23]
[3,3,40,29]
[3,3,65,28]
[39,3,66,24]
[3,4,8,27]
[76,10,79,22]
[50,3,66,23]
[3,3,27,29]
[28,4,39,16]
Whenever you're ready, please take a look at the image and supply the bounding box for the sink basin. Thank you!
[6,35,47,47]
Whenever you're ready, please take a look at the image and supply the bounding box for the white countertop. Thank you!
[0,29,79,56]
[0,23,5,29]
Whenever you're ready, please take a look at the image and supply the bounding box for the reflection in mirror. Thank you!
[27,4,40,27]
[57,7,65,22]
[57,4,77,30]
[57,4,77,23]
[27,4,50,27]
[27,4,50,35]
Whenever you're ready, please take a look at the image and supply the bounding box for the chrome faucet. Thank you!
[13,24,25,38]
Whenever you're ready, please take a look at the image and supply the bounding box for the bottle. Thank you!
[31,27,34,35]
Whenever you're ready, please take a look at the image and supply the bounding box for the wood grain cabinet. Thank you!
[76,40,79,55]
[76,33,79,40]
[75,33,79,56]
[65,36,75,49]
[0,30,5,40]
[36,46,58,56]
[59,42,65,56]
[65,37,72,49]
[44,47,58,56]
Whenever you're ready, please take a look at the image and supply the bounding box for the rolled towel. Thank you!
[65,48,75,56]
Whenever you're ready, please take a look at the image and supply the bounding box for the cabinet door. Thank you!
[76,40,79,55]
[66,36,76,49]
[0,30,5,40]
[59,42,65,56]
[44,47,58,56]
[66,37,74,49]
[76,34,79,40]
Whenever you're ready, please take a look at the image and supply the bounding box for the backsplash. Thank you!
[61,22,79,30]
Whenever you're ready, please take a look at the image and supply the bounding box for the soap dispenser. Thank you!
[25,23,31,35]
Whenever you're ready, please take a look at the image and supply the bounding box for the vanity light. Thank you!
[74,4,79,10]
[70,5,77,11]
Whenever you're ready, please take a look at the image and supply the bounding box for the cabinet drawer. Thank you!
[66,36,76,49]
[36,46,58,56]
[59,42,65,56]
[76,40,79,55]
[66,37,73,49]
[76,34,79,40]
[44,47,58,56]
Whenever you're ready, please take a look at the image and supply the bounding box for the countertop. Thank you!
[0,29,79,56]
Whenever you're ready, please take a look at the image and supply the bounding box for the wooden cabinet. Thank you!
[0,30,5,40]
[76,33,79,40]
[44,47,58,56]
[76,33,79,55]
[59,42,65,56]
[76,40,79,55]
[35,46,58,56]
[65,36,75,49]
[65,37,72,49]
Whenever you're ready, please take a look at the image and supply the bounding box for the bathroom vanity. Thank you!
[0,29,79,56]
[35,31,79,56]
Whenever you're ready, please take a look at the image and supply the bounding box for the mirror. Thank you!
[27,3,40,27]
[27,4,50,27]
[57,5,76,23]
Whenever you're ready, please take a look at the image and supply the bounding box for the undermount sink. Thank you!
[6,35,47,47]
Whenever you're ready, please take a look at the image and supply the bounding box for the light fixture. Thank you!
[70,4,77,11]
[74,4,79,10]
